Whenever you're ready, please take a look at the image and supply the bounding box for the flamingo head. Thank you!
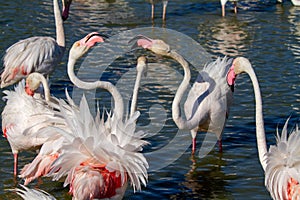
[70,32,105,60]
[130,35,171,56]
[232,57,252,75]
[136,56,148,77]
[226,57,252,89]
[25,73,43,96]
[62,0,72,21]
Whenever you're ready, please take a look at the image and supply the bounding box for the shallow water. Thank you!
[1,0,300,199]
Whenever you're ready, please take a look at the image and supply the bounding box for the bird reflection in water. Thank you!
[171,153,233,199]
[198,18,248,57]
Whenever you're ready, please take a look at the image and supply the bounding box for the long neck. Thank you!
[171,50,197,129]
[67,57,124,119]
[245,67,268,171]
[130,70,143,117]
[32,73,51,102]
[54,0,65,47]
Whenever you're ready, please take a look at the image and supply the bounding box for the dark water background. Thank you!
[1,0,300,199]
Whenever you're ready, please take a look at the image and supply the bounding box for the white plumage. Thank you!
[43,94,149,199]
[0,0,71,88]
[265,119,300,200]
[11,185,56,200]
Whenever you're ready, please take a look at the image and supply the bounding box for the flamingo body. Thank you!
[46,95,148,199]
[184,57,234,153]
[1,37,64,88]
[0,0,71,88]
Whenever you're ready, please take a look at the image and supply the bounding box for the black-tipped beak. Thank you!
[85,33,108,43]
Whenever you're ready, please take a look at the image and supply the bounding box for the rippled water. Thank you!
[1,0,300,199]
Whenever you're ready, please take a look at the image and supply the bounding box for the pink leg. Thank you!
[192,138,196,155]
[218,140,223,153]
[14,153,18,176]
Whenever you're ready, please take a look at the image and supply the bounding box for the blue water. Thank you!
[1,0,300,199]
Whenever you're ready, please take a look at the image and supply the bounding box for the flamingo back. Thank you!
[1,36,64,88]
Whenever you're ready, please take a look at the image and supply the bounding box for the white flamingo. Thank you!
[21,33,149,199]
[2,72,62,176]
[130,35,253,156]
[220,0,238,17]
[20,54,147,186]
[148,0,168,20]
[0,0,72,88]
[19,32,105,184]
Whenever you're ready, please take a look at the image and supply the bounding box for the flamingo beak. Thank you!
[80,32,106,47]
[62,0,72,21]
[25,83,34,96]
[129,35,153,50]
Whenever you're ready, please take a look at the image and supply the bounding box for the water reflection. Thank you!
[171,154,232,199]
[287,6,300,63]
[198,17,248,57]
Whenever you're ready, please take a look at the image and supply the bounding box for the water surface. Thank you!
[1,0,300,199]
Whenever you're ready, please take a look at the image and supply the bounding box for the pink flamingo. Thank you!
[2,72,62,176]
[19,33,106,184]
[20,33,149,199]
[0,0,72,88]
[130,35,253,155]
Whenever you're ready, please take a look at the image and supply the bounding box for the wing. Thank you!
[1,36,64,88]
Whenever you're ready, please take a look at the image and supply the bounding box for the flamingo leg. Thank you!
[192,138,196,155]
[233,1,237,14]
[218,139,223,153]
[162,1,168,21]
[222,4,226,17]
[14,153,18,176]
[151,4,155,20]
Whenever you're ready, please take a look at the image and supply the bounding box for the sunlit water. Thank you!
[1,0,300,199]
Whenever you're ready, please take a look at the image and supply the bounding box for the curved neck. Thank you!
[171,50,198,129]
[54,0,65,47]
[245,67,267,171]
[32,73,51,102]
[67,57,124,119]
[130,70,143,117]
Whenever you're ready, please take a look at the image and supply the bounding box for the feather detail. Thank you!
[9,185,56,200]
[44,93,149,199]
[1,37,64,87]
[265,118,300,200]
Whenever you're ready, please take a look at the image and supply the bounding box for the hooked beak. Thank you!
[80,32,107,47]
[129,35,153,50]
